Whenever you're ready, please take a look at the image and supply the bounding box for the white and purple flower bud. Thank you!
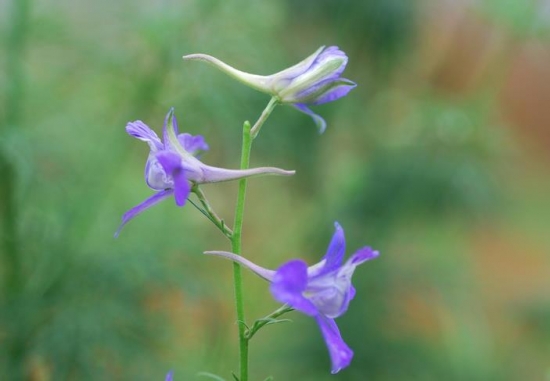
[183,46,356,133]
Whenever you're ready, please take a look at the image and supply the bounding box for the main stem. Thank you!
[231,121,252,381]
[231,98,278,381]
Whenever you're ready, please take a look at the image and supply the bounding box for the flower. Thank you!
[183,46,356,133]
[116,108,295,237]
[205,222,379,373]
[165,371,173,381]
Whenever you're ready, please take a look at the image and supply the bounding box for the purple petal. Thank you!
[162,108,179,150]
[155,151,181,173]
[270,260,318,316]
[319,222,346,275]
[348,284,356,302]
[172,170,190,206]
[178,133,209,155]
[337,247,378,316]
[312,80,356,105]
[156,151,190,206]
[305,278,350,318]
[335,246,379,293]
[315,315,353,374]
[337,283,355,318]
[293,76,355,105]
[144,153,173,190]
[204,251,276,281]
[292,103,327,134]
[165,371,173,381]
[126,121,163,151]
[308,46,348,80]
[270,46,326,85]
[347,246,379,267]
[114,189,174,237]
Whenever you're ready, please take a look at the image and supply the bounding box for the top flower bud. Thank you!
[183,46,356,133]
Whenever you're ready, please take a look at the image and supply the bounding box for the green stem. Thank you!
[250,97,278,139]
[245,304,294,340]
[192,185,233,238]
[231,121,252,381]
[231,98,280,381]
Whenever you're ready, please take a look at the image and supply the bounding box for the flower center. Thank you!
[304,274,350,318]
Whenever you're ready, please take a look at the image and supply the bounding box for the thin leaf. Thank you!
[259,318,292,326]
[197,372,227,381]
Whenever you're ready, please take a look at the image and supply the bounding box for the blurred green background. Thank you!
[1,0,550,380]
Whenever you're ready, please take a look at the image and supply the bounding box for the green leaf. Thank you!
[197,372,227,381]
[258,317,293,326]
[236,319,250,330]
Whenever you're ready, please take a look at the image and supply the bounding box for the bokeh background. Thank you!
[1,0,550,380]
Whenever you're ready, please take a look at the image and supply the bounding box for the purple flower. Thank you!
[116,108,295,237]
[205,222,379,373]
[165,371,173,381]
[183,46,356,133]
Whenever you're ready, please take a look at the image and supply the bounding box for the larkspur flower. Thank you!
[183,46,356,133]
[115,108,295,237]
[205,222,379,373]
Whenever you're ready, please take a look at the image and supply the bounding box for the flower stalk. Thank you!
[251,97,278,139]
[245,304,294,340]
[191,184,233,238]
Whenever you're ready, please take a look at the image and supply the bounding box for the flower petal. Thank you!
[336,247,379,290]
[269,46,326,91]
[178,133,209,155]
[318,222,346,275]
[126,121,163,151]
[204,251,276,281]
[270,260,318,316]
[161,109,198,161]
[342,284,356,310]
[145,153,173,190]
[156,151,190,207]
[165,370,173,381]
[114,189,174,237]
[310,46,348,79]
[292,103,327,134]
[311,79,356,105]
[172,170,190,206]
[347,246,379,267]
[162,108,181,151]
[315,315,354,374]
[280,47,348,102]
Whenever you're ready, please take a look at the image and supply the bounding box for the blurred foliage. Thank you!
[288,0,416,70]
[1,0,550,380]
[478,0,550,38]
